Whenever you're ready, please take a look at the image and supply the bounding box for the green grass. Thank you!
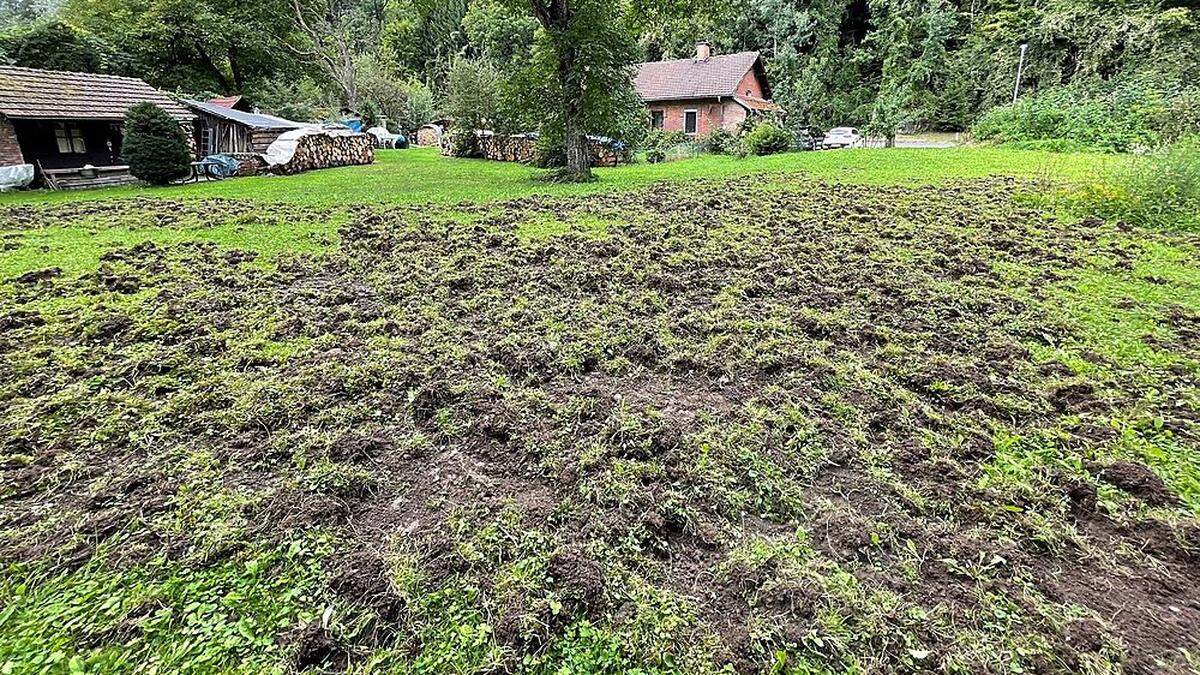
[0,146,1116,208]
[0,212,341,279]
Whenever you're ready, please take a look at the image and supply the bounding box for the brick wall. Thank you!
[0,117,26,165]
[735,70,767,99]
[648,99,745,136]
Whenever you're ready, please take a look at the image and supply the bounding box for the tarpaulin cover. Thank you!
[0,164,34,191]
[202,154,240,177]
[263,126,360,167]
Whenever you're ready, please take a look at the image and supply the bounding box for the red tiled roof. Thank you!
[735,96,781,112]
[635,52,764,102]
[208,95,243,109]
[0,65,193,122]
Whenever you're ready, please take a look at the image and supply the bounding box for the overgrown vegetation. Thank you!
[973,79,1200,152]
[1,161,1198,672]
[5,0,1197,151]
[1069,136,1200,230]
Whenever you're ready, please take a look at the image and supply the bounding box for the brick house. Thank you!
[0,65,194,186]
[635,43,781,137]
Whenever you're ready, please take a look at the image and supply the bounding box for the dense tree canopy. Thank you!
[0,0,1195,143]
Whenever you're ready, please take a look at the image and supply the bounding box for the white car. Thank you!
[823,127,864,149]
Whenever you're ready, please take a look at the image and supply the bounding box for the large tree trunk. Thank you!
[558,47,591,180]
[193,39,235,93]
[533,0,592,181]
[563,110,589,178]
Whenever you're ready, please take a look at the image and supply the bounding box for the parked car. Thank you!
[794,125,824,151]
[822,127,864,149]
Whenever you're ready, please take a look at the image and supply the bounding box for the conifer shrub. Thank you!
[123,102,192,185]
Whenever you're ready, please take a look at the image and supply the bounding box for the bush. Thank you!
[122,102,191,185]
[644,129,690,164]
[1004,138,1093,154]
[972,79,1200,153]
[741,122,792,156]
[1070,136,1200,230]
[698,128,738,155]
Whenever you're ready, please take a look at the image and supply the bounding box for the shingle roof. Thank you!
[0,65,193,122]
[734,95,781,112]
[184,99,304,130]
[635,52,765,102]
[208,95,243,109]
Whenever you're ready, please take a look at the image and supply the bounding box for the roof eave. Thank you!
[0,112,194,122]
[640,94,737,103]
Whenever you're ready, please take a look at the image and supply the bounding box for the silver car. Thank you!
[823,127,864,149]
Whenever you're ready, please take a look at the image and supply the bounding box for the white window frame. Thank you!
[54,123,87,155]
[683,109,698,136]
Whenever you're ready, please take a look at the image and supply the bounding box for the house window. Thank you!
[684,110,698,135]
[54,123,87,154]
[651,110,664,130]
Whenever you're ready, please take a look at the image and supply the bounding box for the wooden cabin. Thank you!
[184,99,305,156]
[0,65,194,188]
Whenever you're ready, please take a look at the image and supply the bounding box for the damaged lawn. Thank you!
[1,173,1199,674]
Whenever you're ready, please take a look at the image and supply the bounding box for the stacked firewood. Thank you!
[444,131,625,167]
[229,153,266,177]
[269,133,375,175]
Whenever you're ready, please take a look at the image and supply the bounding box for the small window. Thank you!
[651,110,664,130]
[684,110,698,135]
[54,123,87,154]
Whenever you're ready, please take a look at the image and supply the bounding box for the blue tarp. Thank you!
[202,154,240,178]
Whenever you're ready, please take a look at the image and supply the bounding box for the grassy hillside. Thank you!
[1,153,1197,674]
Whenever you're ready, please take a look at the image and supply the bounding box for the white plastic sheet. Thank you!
[0,164,35,191]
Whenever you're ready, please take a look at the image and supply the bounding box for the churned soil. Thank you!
[2,174,1198,673]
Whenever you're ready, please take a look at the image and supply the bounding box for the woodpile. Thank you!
[268,132,375,175]
[443,131,627,167]
[416,124,445,147]
[477,134,538,163]
[229,153,266,177]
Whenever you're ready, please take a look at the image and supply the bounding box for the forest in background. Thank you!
[0,0,1197,147]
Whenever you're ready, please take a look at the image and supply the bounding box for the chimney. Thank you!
[695,41,713,61]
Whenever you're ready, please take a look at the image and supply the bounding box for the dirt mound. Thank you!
[547,549,606,615]
[1095,461,1179,506]
[329,550,407,622]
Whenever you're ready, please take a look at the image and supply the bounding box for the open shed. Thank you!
[184,99,306,156]
[0,65,194,187]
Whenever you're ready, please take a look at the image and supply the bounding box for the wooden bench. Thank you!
[39,163,139,190]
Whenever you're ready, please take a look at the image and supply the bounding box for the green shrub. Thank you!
[741,122,792,156]
[972,79,1200,153]
[698,128,738,155]
[1004,138,1093,154]
[644,129,690,164]
[122,102,192,185]
[1070,135,1200,230]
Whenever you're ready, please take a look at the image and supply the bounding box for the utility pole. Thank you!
[1013,43,1029,104]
